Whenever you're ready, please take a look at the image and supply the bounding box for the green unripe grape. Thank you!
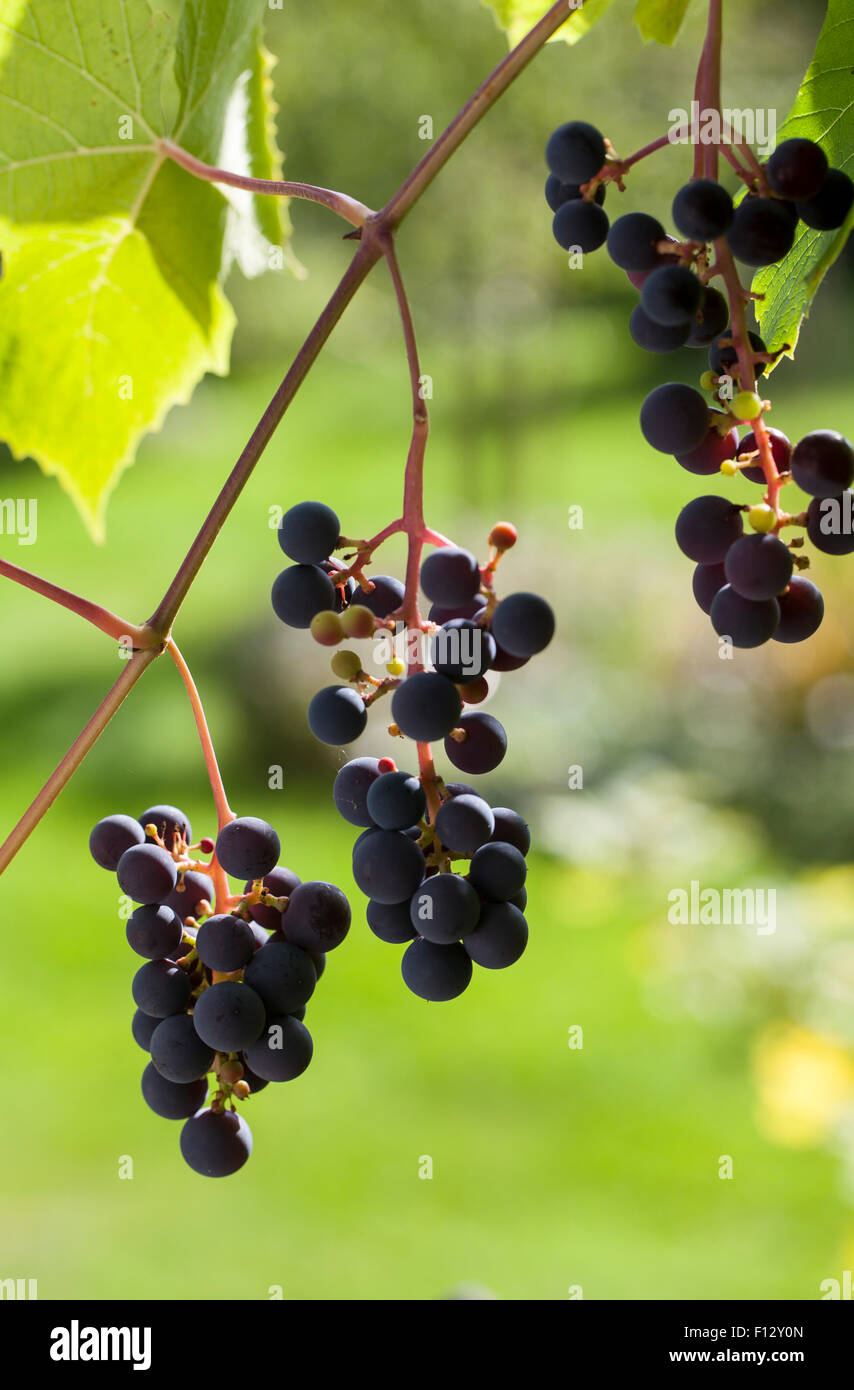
[700,370,718,392]
[733,390,762,421]
[310,610,344,646]
[748,503,776,534]
[331,649,362,681]
[340,604,376,639]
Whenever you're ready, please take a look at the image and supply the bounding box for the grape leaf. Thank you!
[633,0,691,46]
[482,0,615,49]
[753,0,854,369]
[0,0,286,538]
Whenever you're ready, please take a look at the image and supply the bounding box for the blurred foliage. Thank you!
[1,0,853,1299]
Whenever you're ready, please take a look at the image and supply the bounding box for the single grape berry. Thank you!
[192,981,266,1053]
[281,881,352,953]
[444,712,507,774]
[675,415,739,476]
[89,814,145,870]
[420,547,481,606]
[692,562,728,615]
[366,771,427,831]
[675,496,744,564]
[724,534,793,601]
[126,904,184,960]
[367,899,417,944]
[244,866,301,931]
[310,610,344,646]
[277,501,340,565]
[308,685,368,745]
[243,1016,313,1083]
[685,287,730,348]
[163,870,215,921]
[358,575,404,618]
[552,200,609,253]
[195,914,257,973]
[410,872,481,945]
[132,959,192,1019]
[401,938,473,1002]
[806,494,854,555]
[431,619,496,683]
[138,804,192,850]
[545,174,606,211]
[132,1009,159,1052]
[545,120,606,184]
[490,808,531,856]
[391,672,462,742]
[641,265,702,326]
[796,168,854,230]
[773,577,825,644]
[244,938,317,1014]
[738,427,792,484]
[709,585,780,647]
[629,305,690,354]
[215,816,280,880]
[435,794,495,856]
[117,844,178,904]
[150,1013,215,1084]
[180,1107,252,1178]
[468,841,527,901]
[672,179,734,241]
[352,829,426,904]
[490,592,555,658]
[463,902,528,970]
[333,757,382,826]
[766,138,828,200]
[606,212,666,271]
[142,1063,208,1122]
[791,430,854,498]
[640,383,710,455]
[726,197,796,266]
[271,565,337,628]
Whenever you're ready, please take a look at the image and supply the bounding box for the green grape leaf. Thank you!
[752,0,854,369]
[482,0,615,49]
[633,0,691,46]
[0,0,286,538]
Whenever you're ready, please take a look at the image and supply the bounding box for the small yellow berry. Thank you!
[700,370,718,392]
[748,504,776,533]
[386,659,405,676]
[732,390,762,421]
[720,459,737,476]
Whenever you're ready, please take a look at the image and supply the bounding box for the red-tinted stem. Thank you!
[0,556,152,646]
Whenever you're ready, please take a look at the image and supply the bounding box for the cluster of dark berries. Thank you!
[90,804,350,1176]
[333,763,530,1000]
[545,121,854,648]
[271,501,555,764]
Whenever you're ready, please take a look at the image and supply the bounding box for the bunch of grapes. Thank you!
[271,499,555,999]
[90,805,349,1176]
[545,121,854,647]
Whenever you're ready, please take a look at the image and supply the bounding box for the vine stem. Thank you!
[158,138,373,228]
[0,556,154,647]
[0,648,160,873]
[0,0,580,872]
[165,640,233,912]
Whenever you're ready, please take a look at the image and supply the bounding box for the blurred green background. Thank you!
[2,0,854,1300]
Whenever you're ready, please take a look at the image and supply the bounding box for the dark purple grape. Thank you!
[163,870,215,921]
[277,501,340,565]
[243,866,301,931]
[216,817,280,881]
[675,496,744,563]
[629,305,690,353]
[308,686,368,745]
[366,899,417,944]
[796,168,854,230]
[739,427,792,484]
[606,212,666,271]
[89,814,145,870]
[434,794,494,855]
[352,829,426,904]
[490,593,554,658]
[692,562,728,615]
[724,534,793,600]
[359,575,404,618]
[271,565,336,628]
[132,959,192,1018]
[126,904,184,960]
[552,200,609,253]
[401,938,472,1001]
[180,1107,252,1177]
[468,841,527,901]
[117,844,178,904]
[420,547,481,606]
[490,808,531,856]
[243,938,317,1014]
[281,880,351,952]
[791,430,854,498]
[463,902,528,969]
[410,872,481,944]
[132,1008,158,1052]
[766,138,828,200]
[685,287,730,347]
[726,197,795,266]
[545,121,606,183]
[138,804,192,850]
[545,174,606,211]
[366,772,427,831]
[773,576,824,643]
[672,179,734,241]
[806,494,854,555]
[431,620,496,683]
[150,1012,215,1084]
[195,914,256,972]
[640,383,710,454]
[192,981,266,1053]
[243,1016,313,1083]
[709,585,780,647]
[142,1063,208,1121]
[641,265,703,326]
[444,712,507,775]
[391,672,462,742]
[708,331,767,381]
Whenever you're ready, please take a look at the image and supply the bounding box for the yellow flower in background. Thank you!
[753,1023,854,1148]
